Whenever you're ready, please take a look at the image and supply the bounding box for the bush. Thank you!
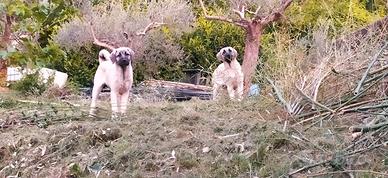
[10,70,53,95]
[180,17,245,72]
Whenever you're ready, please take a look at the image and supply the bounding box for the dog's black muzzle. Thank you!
[118,59,130,67]
[224,53,232,63]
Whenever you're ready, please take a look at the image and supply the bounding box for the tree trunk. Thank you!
[1,15,12,49]
[241,23,262,95]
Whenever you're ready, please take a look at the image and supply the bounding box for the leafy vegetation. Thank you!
[2,0,386,88]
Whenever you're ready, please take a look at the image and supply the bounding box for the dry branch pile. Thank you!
[265,20,388,176]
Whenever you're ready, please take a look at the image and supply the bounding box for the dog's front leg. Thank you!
[227,85,236,100]
[110,92,120,119]
[212,83,221,100]
[120,91,130,116]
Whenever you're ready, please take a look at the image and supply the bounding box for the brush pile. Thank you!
[266,21,388,176]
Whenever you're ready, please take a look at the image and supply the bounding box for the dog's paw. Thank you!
[111,113,121,121]
[89,108,97,118]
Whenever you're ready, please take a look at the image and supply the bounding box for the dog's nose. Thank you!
[224,53,232,60]
[118,59,130,66]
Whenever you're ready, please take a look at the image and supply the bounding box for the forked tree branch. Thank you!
[233,5,245,19]
[256,0,293,25]
[136,22,167,36]
[89,23,117,51]
[199,0,248,28]
[246,6,261,16]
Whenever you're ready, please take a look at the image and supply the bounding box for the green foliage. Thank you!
[9,41,66,68]
[63,47,99,87]
[3,0,388,87]
[0,97,19,109]
[10,70,53,95]
[180,17,245,72]
[287,0,386,35]
[1,0,78,47]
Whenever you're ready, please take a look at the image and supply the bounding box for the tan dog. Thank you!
[89,47,134,118]
[212,47,244,101]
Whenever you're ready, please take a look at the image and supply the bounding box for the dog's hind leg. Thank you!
[236,81,244,101]
[89,81,104,116]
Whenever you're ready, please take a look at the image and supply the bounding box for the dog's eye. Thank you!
[228,49,232,52]
[124,51,130,56]
[222,50,226,54]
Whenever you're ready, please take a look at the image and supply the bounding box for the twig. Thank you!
[295,86,334,113]
[136,22,167,36]
[343,103,388,113]
[293,112,330,126]
[354,42,388,95]
[338,97,388,112]
[370,65,388,75]
[307,170,388,177]
[216,133,240,139]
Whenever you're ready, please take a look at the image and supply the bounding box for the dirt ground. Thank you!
[0,92,387,178]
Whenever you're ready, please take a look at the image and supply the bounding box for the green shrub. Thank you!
[10,70,53,95]
[180,17,245,72]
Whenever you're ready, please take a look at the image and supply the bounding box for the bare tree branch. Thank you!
[233,5,245,19]
[136,22,167,36]
[89,23,116,51]
[199,0,247,28]
[257,0,293,25]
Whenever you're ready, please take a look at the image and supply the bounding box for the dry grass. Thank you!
[261,20,388,117]
[1,90,387,177]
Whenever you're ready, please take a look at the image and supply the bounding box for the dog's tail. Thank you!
[98,49,111,63]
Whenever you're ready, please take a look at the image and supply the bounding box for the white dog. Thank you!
[212,47,244,101]
[89,47,134,118]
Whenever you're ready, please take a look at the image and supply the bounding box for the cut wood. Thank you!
[142,79,212,92]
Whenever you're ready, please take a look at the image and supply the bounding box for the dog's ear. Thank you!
[126,48,135,59]
[216,49,224,61]
[110,49,117,63]
[231,48,238,59]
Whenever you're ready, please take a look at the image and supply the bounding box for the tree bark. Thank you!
[241,23,262,95]
[1,15,12,49]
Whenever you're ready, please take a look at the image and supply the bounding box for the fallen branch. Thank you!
[369,65,388,75]
[142,79,212,91]
[349,121,388,133]
[337,71,388,110]
[216,133,240,139]
[266,78,292,114]
[288,140,388,176]
[353,42,388,95]
[343,103,388,113]
[295,86,334,113]
[307,170,388,177]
